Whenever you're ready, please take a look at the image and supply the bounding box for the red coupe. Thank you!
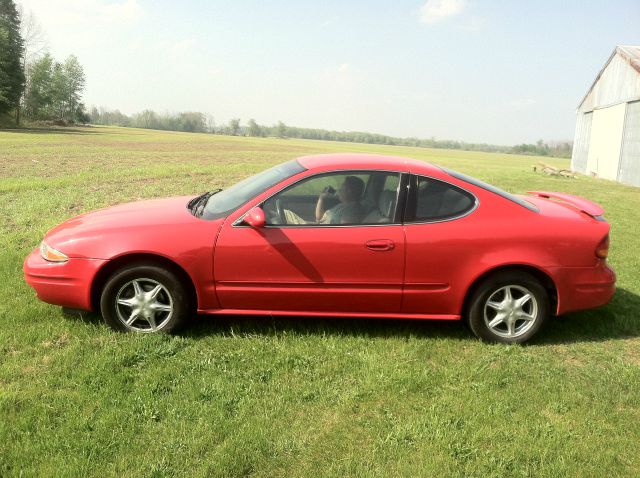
[24,154,615,343]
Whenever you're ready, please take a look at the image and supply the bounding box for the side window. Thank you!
[361,173,400,224]
[262,171,400,226]
[412,176,475,222]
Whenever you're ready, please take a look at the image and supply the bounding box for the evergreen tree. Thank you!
[0,0,25,122]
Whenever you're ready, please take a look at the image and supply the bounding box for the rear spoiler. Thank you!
[527,191,605,218]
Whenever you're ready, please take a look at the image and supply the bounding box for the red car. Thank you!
[24,154,615,343]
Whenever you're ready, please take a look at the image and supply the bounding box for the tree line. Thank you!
[89,107,212,133]
[0,0,87,126]
[89,108,573,158]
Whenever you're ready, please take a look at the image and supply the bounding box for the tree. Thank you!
[276,120,286,138]
[229,118,240,136]
[23,53,86,123]
[59,55,85,121]
[247,118,262,137]
[0,0,25,123]
[16,5,46,124]
[134,109,160,129]
[177,112,206,132]
[23,53,54,119]
[205,113,215,133]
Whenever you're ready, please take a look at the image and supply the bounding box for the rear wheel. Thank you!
[100,264,191,333]
[466,271,548,344]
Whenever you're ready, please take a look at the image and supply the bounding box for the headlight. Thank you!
[40,241,68,263]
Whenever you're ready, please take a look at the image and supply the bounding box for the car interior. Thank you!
[263,171,400,226]
[415,177,475,221]
[261,172,475,226]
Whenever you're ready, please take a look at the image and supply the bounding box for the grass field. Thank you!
[1,126,639,477]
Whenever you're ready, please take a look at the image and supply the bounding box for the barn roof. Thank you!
[577,45,640,110]
[618,45,640,74]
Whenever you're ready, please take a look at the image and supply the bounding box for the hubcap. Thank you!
[483,285,538,339]
[115,278,173,332]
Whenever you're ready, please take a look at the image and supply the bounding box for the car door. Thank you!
[213,171,407,313]
[402,174,480,316]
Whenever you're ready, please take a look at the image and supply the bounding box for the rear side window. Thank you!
[409,175,476,222]
[442,167,539,213]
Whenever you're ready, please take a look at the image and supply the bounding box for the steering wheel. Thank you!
[275,198,285,224]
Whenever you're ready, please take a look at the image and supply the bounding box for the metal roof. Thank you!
[577,45,640,110]
[618,45,640,74]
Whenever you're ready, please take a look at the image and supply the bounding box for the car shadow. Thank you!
[185,314,470,341]
[183,288,640,345]
[61,289,640,345]
[532,288,640,345]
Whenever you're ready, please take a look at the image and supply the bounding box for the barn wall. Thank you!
[587,103,626,179]
[618,100,640,186]
[571,111,592,173]
[580,53,640,112]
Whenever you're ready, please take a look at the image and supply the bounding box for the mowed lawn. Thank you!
[1,126,639,477]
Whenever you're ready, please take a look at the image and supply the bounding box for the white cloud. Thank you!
[420,0,466,24]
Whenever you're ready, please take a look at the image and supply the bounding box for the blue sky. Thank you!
[18,0,640,144]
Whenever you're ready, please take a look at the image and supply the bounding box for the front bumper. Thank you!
[23,248,108,311]
[552,261,616,315]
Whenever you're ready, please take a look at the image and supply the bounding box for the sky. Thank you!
[16,0,640,145]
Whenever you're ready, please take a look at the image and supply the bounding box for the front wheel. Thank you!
[466,271,549,344]
[100,264,192,333]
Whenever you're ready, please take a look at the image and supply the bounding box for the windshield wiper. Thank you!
[188,189,222,217]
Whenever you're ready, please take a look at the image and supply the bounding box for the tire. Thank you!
[100,263,192,333]
[466,271,549,344]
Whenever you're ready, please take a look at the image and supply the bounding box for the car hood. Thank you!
[44,196,219,257]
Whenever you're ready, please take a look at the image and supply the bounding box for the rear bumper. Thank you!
[551,261,616,315]
[23,248,107,311]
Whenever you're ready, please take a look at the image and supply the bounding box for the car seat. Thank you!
[362,190,396,223]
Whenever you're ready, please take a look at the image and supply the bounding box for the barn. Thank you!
[571,45,640,186]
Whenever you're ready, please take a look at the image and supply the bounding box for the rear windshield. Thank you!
[442,168,539,213]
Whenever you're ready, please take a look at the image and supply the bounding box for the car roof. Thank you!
[296,153,444,176]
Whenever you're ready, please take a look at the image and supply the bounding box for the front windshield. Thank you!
[201,160,306,220]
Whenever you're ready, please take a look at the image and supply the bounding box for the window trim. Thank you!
[404,174,479,225]
[233,169,407,229]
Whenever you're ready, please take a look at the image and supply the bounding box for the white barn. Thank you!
[571,45,640,186]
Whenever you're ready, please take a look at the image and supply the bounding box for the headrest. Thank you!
[378,190,396,217]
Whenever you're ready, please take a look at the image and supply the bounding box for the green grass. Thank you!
[1,125,639,477]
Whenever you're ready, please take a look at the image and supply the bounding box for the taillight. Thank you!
[595,235,609,259]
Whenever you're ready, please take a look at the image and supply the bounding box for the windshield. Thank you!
[201,160,306,220]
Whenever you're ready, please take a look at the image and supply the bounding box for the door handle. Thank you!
[365,239,395,251]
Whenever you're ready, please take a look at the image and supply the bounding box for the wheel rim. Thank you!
[483,285,538,339]
[114,278,173,332]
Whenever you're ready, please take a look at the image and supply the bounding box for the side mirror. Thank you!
[243,207,266,228]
